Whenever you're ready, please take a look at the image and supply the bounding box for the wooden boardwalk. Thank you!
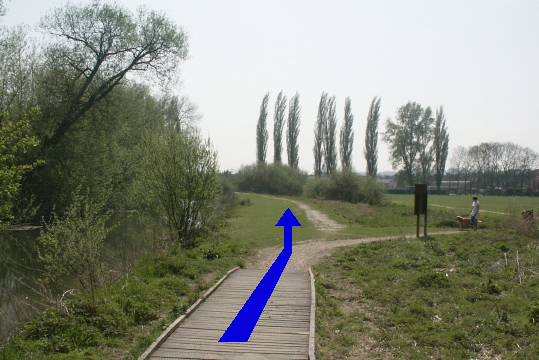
[142,268,314,360]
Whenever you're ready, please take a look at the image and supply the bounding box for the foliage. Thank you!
[0,113,42,228]
[303,172,384,205]
[256,93,269,164]
[364,97,381,176]
[286,93,301,168]
[433,106,449,190]
[2,235,246,359]
[37,189,112,299]
[324,96,338,174]
[139,129,220,248]
[339,97,354,172]
[313,92,328,176]
[38,0,188,147]
[384,102,446,186]
[448,142,537,194]
[315,231,539,359]
[273,91,286,164]
[237,163,307,196]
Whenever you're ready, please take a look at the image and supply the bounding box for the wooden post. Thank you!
[414,184,428,238]
[424,212,427,237]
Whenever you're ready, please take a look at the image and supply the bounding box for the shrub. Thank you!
[303,172,384,205]
[237,163,306,196]
[416,271,450,288]
[37,189,112,298]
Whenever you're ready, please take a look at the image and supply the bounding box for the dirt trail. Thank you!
[249,231,459,271]
[248,195,459,271]
[256,194,345,232]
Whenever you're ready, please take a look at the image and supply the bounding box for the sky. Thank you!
[3,0,539,173]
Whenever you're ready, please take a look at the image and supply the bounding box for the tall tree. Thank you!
[433,106,449,190]
[364,97,381,176]
[339,97,354,172]
[273,91,287,163]
[383,102,424,186]
[256,93,269,163]
[287,93,301,168]
[324,96,338,174]
[39,1,188,148]
[417,106,434,183]
[313,93,327,176]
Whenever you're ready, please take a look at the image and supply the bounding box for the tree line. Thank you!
[0,1,224,297]
[448,142,538,194]
[256,92,384,177]
[255,93,450,189]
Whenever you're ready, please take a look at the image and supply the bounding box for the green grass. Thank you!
[388,194,539,214]
[315,231,539,359]
[296,196,502,238]
[228,193,321,247]
[0,193,319,359]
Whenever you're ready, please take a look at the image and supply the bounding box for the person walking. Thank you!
[470,196,480,230]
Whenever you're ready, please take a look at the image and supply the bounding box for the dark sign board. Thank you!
[414,184,428,215]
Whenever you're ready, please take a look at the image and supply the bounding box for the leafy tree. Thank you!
[417,106,434,183]
[0,111,42,228]
[37,188,111,300]
[140,129,220,248]
[273,91,287,164]
[0,26,37,118]
[38,1,188,148]
[384,102,424,186]
[324,96,337,174]
[433,106,449,190]
[161,95,200,134]
[256,93,269,163]
[287,93,301,168]
[313,93,327,176]
[364,97,380,176]
[339,97,354,172]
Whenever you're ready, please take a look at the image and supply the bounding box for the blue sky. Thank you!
[3,0,538,173]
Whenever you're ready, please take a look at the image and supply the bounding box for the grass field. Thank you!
[388,194,539,214]
[315,230,539,359]
[227,193,321,247]
[295,196,513,239]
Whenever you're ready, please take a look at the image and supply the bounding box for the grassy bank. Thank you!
[0,193,315,359]
[315,231,539,359]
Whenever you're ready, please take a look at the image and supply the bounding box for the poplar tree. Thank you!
[287,93,301,168]
[365,97,381,176]
[324,96,337,174]
[339,97,354,172]
[273,91,287,163]
[434,106,449,190]
[256,93,269,163]
[313,93,327,176]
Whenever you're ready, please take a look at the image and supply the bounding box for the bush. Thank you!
[237,163,306,196]
[303,172,384,205]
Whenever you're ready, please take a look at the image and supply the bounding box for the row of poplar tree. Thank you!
[255,92,383,176]
[255,92,451,188]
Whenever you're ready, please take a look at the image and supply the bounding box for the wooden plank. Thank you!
[144,268,313,360]
[139,267,240,360]
[308,267,316,360]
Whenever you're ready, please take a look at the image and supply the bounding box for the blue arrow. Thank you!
[219,208,301,342]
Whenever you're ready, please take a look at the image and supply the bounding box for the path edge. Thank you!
[138,266,240,360]
[308,267,316,360]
